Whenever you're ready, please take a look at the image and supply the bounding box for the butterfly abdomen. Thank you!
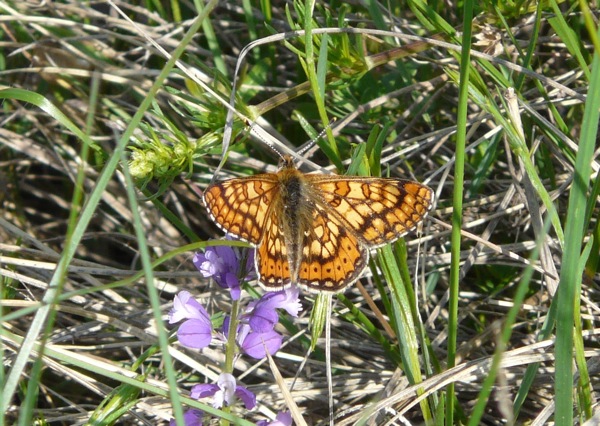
[278,169,315,283]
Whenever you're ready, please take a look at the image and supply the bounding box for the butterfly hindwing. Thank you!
[256,209,292,288]
[296,204,369,292]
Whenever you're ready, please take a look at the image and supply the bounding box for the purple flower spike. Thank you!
[170,409,203,426]
[194,245,253,300]
[257,411,293,426]
[240,330,283,359]
[190,373,256,410]
[169,292,213,349]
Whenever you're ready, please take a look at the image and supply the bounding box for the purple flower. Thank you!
[169,291,212,349]
[169,291,207,324]
[222,320,283,360]
[240,328,283,359]
[193,244,255,300]
[169,409,203,426]
[257,411,293,426]
[245,286,302,333]
[190,373,256,410]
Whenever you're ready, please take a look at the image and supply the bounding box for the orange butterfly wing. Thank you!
[203,174,278,245]
[306,176,434,247]
[256,210,292,287]
[295,203,369,292]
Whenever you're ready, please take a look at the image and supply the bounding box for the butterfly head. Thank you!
[278,155,296,171]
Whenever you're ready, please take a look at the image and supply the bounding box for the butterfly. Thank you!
[203,155,434,293]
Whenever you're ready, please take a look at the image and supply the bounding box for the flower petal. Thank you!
[216,373,237,406]
[169,409,203,426]
[248,306,279,333]
[193,252,217,277]
[168,291,192,323]
[280,286,302,317]
[241,331,283,359]
[190,383,219,399]
[169,291,210,323]
[177,318,213,349]
[235,386,256,410]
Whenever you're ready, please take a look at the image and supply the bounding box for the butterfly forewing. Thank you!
[203,175,278,245]
[307,176,434,247]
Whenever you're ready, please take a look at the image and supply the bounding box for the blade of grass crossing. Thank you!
[302,0,342,168]
[467,215,551,425]
[121,155,187,423]
[574,239,594,421]
[17,75,101,426]
[447,0,474,423]
[554,26,600,426]
[378,244,432,421]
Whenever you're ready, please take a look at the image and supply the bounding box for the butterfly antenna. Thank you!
[209,119,286,185]
[296,117,337,158]
[245,118,287,161]
[208,119,250,185]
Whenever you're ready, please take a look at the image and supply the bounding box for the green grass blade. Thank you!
[447,0,474,422]
[554,28,600,426]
